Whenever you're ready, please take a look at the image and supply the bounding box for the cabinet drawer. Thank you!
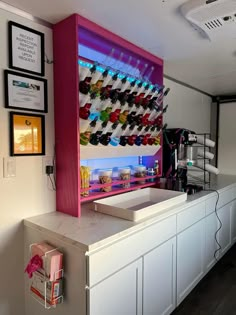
[206,188,235,215]
[177,202,205,233]
[232,186,236,200]
[217,188,234,209]
[87,215,176,286]
[206,195,217,216]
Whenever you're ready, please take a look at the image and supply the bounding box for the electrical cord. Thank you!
[47,173,56,191]
[45,146,56,191]
[204,189,221,262]
[53,145,57,188]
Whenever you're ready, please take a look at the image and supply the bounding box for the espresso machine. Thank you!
[163,128,202,194]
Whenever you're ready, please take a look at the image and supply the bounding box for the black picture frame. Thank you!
[10,111,45,156]
[4,70,48,113]
[8,21,45,76]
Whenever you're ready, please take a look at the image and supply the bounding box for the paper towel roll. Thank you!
[198,149,214,160]
[196,160,219,175]
[196,135,215,148]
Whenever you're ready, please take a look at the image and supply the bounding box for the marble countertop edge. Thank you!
[24,175,236,253]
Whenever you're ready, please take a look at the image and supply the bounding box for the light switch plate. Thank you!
[3,157,16,178]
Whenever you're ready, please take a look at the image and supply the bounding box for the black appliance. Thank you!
[163,128,202,193]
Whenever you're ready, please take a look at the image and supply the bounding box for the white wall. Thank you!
[0,9,212,314]
[0,9,54,315]
[218,102,236,175]
[164,78,212,134]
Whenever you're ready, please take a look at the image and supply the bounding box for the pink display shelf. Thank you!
[80,175,159,192]
[53,14,164,217]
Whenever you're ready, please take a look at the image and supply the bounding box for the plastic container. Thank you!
[118,167,131,188]
[185,145,198,162]
[154,160,159,175]
[147,168,155,182]
[80,166,90,196]
[98,169,113,192]
[134,165,147,184]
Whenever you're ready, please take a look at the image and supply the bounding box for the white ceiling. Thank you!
[3,0,236,96]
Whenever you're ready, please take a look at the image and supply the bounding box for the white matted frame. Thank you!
[5,70,48,113]
[8,21,45,76]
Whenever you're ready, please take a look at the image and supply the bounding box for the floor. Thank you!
[172,244,236,315]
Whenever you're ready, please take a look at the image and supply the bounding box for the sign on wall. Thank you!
[4,70,48,113]
[8,21,45,76]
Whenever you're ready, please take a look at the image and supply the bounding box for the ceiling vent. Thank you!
[181,0,236,40]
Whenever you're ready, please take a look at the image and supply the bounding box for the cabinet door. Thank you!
[231,200,236,243]
[205,212,218,271]
[89,259,142,315]
[177,219,205,305]
[143,237,176,315]
[218,203,232,256]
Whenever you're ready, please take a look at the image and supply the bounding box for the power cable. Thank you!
[204,189,221,262]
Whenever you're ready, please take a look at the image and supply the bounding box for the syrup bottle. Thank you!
[119,109,129,125]
[119,122,134,146]
[127,124,140,146]
[100,107,112,122]
[79,60,93,81]
[80,119,97,145]
[135,125,145,146]
[109,122,124,146]
[79,103,92,120]
[89,121,108,146]
[155,88,170,107]
[79,77,92,107]
[142,126,151,146]
[111,122,129,146]
[149,125,161,146]
[99,122,117,146]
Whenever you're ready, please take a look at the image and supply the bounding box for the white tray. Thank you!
[93,188,187,221]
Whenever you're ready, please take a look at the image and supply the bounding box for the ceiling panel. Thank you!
[2,0,236,95]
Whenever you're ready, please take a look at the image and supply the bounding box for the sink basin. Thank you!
[93,188,187,221]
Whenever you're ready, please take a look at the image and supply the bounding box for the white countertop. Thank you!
[24,175,236,253]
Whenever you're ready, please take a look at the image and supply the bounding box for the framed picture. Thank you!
[8,21,45,76]
[5,70,48,113]
[10,112,45,156]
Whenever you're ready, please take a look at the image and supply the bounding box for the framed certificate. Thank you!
[10,112,45,156]
[8,21,45,76]
[5,70,48,113]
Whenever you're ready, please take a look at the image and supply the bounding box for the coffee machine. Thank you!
[163,128,202,193]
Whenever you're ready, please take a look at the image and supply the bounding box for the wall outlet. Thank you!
[3,157,16,178]
[42,156,53,175]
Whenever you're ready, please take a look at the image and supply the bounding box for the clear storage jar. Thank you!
[80,166,90,197]
[118,167,131,188]
[98,169,113,192]
[133,165,147,184]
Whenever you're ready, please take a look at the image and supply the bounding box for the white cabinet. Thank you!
[231,200,236,243]
[205,212,218,271]
[218,203,232,256]
[143,237,176,315]
[24,186,236,315]
[177,219,205,305]
[89,259,142,315]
